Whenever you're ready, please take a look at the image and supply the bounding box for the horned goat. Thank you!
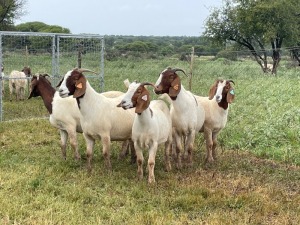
[117,81,172,183]
[58,68,135,172]
[28,74,132,161]
[9,66,31,101]
[195,79,235,163]
[154,67,205,169]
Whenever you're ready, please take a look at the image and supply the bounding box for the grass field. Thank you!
[0,57,299,224]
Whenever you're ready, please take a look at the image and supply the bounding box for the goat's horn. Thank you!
[76,68,98,74]
[227,79,235,85]
[172,68,188,77]
[141,82,155,88]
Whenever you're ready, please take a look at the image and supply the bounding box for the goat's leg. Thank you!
[84,133,95,173]
[148,142,158,184]
[101,135,112,171]
[174,133,183,169]
[119,140,129,159]
[212,132,218,161]
[129,140,136,164]
[134,142,144,181]
[59,130,68,160]
[185,130,196,167]
[204,128,214,163]
[20,87,24,100]
[69,131,80,160]
[164,134,172,172]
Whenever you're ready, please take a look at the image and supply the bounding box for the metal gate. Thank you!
[0,31,104,121]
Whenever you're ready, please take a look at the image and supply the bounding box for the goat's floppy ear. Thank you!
[227,88,235,103]
[73,76,87,98]
[135,88,150,114]
[56,78,63,88]
[169,76,181,98]
[208,81,218,100]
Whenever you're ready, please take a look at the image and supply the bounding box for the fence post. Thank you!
[100,37,105,92]
[188,46,194,91]
[0,33,2,122]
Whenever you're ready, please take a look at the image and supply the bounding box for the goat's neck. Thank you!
[77,81,104,110]
[136,107,153,126]
[171,85,195,108]
[38,82,55,114]
[212,96,229,115]
[216,96,229,110]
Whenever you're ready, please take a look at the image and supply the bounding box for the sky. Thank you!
[15,0,223,36]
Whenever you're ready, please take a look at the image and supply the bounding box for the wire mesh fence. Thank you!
[0,31,104,121]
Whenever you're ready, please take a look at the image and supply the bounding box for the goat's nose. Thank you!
[216,95,221,101]
[117,100,125,107]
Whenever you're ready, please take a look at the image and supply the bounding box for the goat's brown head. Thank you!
[208,79,235,109]
[22,66,32,77]
[58,68,97,99]
[28,74,51,99]
[154,67,187,100]
[117,81,154,115]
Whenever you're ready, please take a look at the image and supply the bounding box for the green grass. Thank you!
[0,57,300,224]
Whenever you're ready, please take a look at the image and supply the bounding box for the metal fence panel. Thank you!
[0,31,104,122]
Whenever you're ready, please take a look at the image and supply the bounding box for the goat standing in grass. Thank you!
[154,67,205,169]
[58,68,135,172]
[118,81,172,183]
[9,66,31,101]
[195,79,235,164]
[28,74,133,162]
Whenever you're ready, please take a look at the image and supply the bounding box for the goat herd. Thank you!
[2,66,235,184]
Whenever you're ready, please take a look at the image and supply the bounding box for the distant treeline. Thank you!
[104,35,223,60]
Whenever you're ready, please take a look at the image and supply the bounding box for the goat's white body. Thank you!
[9,70,28,100]
[133,100,172,183]
[51,90,125,160]
[79,84,133,140]
[167,85,205,168]
[74,81,135,170]
[133,100,171,145]
[195,95,229,162]
[197,96,229,132]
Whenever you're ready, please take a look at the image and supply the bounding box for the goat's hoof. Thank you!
[205,157,214,164]
[165,163,171,172]
[148,178,156,184]
[75,155,81,161]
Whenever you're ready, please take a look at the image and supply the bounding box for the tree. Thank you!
[15,21,70,33]
[0,0,26,30]
[204,0,300,74]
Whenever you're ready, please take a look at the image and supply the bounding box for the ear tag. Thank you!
[141,95,147,101]
[76,83,83,89]
[173,84,179,90]
[230,89,235,95]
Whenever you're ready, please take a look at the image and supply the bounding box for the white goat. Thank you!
[154,67,205,169]
[9,66,31,101]
[195,79,235,163]
[117,81,172,183]
[28,74,131,161]
[58,68,135,171]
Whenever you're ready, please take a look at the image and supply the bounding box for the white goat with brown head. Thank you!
[58,68,135,172]
[195,78,235,164]
[118,81,172,183]
[154,67,205,169]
